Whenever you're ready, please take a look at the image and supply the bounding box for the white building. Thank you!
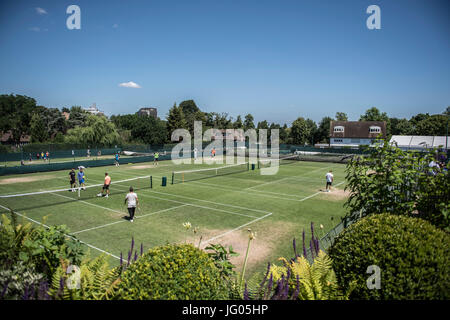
[329,121,386,148]
[390,135,449,150]
[84,103,104,116]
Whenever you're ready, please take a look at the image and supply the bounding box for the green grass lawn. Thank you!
[0,158,348,278]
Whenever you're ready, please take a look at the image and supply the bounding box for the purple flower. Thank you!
[292,238,298,258]
[302,230,307,258]
[1,281,9,299]
[291,275,300,300]
[243,282,249,300]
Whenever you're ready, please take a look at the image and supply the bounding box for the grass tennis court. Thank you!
[0,157,348,277]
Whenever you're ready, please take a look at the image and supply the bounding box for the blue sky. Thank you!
[0,0,449,124]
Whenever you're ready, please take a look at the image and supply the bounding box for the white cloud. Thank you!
[29,27,41,32]
[112,23,119,28]
[118,81,141,88]
[35,7,47,15]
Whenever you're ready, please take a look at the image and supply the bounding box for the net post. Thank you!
[171,172,174,185]
[78,186,81,198]
[150,176,153,189]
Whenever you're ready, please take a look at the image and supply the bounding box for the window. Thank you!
[334,126,344,133]
[369,126,381,133]
[333,139,343,143]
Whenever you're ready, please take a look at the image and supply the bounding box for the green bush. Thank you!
[328,213,450,300]
[114,243,231,300]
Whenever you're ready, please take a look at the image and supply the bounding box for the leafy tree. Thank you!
[316,116,333,144]
[409,113,430,126]
[290,117,316,145]
[444,106,450,116]
[64,115,121,146]
[335,112,348,121]
[30,113,48,143]
[0,94,37,143]
[243,114,255,131]
[166,103,187,141]
[359,107,390,136]
[257,120,269,130]
[413,114,448,136]
[359,107,389,122]
[280,124,289,144]
[344,140,449,231]
[67,106,89,129]
[233,115,243,129]
[390,118,414,135]
[131,116,168,145]
[178,100,200,116]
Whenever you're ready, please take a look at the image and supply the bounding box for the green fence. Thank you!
[0,153,172,176]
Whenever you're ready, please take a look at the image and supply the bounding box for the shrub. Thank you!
[0,211,85,299]
[114,243,230,300]
[48,255,121,300]
[328,213,450,300]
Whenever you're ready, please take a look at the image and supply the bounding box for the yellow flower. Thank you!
[182,222,192,230]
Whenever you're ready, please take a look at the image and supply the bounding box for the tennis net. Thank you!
[0,175,152,213]
[171,162,249,184]
[257,154,301,169]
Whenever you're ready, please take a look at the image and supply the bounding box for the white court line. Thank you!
[86,177,262,219]
[50,192,125,216]
[71,204,189,235]
[146,189,272,215]
[297,181,345,202]
[0,204,122,261]
[202,212,273,244]
[245,165,328,191]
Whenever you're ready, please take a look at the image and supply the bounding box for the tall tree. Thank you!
[316,116,333,143]
[244,114,255,131]
[233,115,243,129]
[335,112,348,121]
[0,94,37,143]
[30,113,48,143]
[166,103,187,141]
[290,117,316,145]
[360,107,391,136]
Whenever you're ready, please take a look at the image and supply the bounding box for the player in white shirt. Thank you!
[193,147,198,160]
[325,170,334,192]
[124,186,139,222]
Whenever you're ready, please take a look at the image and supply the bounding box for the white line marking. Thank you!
[0,204,122,261]
[87,177,262,219]
[72,204,189,235]
[50,192,125,216]
[203,212,273,244]
[245,165,327,190]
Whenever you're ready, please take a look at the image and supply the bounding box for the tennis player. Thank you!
[124,186,139,222]
[325,170,334,192]
[69,168,77,192]
[193,147,198,160]
[115,152,120,167]
[154,152,159,166]
[211,147,216,158]
[77,167,86,190]
[97,172,111,198]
